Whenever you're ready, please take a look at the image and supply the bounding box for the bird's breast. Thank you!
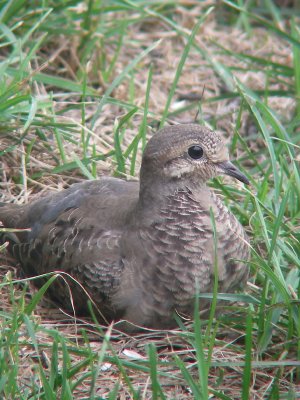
[118,187,248,322]
[135,189,216,301]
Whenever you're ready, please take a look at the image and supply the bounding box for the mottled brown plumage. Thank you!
[0,124,250,330]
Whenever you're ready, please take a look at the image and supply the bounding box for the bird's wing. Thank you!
[9,205,124,316]
[0,178,139,317]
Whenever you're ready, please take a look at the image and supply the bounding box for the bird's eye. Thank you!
[188,145,204,160]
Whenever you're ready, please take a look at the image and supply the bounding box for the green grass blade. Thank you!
[241,312,253,400]
[160,8,213,127]
[91,40,161,129]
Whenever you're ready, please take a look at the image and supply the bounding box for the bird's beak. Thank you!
[217,161,249,185]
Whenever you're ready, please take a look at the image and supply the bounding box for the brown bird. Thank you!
[0,124,250,330]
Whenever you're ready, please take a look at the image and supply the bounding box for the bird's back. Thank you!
[1,178,139,235]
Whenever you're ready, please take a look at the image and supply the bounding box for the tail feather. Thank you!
[0,203,24,254]
[0,203,24,228]
[0,230,20,245]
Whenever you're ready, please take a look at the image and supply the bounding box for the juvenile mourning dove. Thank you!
[0,124,250,330]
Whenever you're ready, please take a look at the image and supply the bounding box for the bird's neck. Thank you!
[138,179,212,214]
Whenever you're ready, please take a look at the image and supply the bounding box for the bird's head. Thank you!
[141,124,249,187]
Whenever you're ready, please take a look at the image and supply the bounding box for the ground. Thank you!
[0,1,299,399]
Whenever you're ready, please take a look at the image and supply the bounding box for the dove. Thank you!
[0,124,250,330]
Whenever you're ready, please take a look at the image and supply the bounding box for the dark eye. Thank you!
[188,145,203,160]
